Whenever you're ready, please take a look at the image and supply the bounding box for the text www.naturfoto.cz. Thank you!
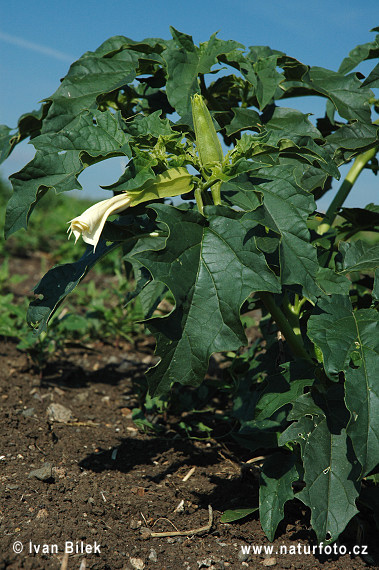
[241,543,368,556]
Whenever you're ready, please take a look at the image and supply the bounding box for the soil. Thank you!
[1,255,378,569]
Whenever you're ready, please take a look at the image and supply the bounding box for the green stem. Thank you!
[259,292,313,363]
[211,181,222,206]
[195,188,205,215]
[318,144,379,235]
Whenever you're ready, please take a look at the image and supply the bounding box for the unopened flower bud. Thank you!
[191,93,223,170]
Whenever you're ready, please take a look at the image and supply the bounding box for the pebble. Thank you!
[116,360,133,373]
[36,508,49,520]
[46,403,75,423]
[262,557,277,567]
[238,549,249,562]
[22,407,35,417]
[139,527,151,539]
[28,462,53,481]
[74,392,89,404]
[148,548,158,562]
[197,559,213,568]
[129,557,144,569]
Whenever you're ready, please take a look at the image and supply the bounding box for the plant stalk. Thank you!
[259,292,313,363]
[318,144,379,235]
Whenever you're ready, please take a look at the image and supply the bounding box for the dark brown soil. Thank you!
[1,255,378,569]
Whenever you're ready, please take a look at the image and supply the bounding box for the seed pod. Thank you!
[191,93,223,170]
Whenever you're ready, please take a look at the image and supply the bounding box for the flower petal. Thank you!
[68,193,131,250]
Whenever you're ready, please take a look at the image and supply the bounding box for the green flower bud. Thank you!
[191,93,223,170]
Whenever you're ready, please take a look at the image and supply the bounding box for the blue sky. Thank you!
[1,0,378,211]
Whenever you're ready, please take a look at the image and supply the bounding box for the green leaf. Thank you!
[284,67,373,123]
[42,49,138,131]
[5,109,133,238]
[225,108,260,136]
[27,215,158,332]
[235,418,281,452]
[308,295,378,377]
[255,361,315,421]
[308,296,379,477]
[164,28,243,118]
[263,107,323,141]
[338,240,379,274]
[315,267,350,296]
[325,122,379,158]
[260,453,299,540]
[32,109,132,157]
[0,125,14,164]
[338,33,379,74]
[373,268,379,301]
[337,204,379,235]
[345,354,379,477]
[133,204,280,394]
[27,241,120,333]
[247,165,323,301]
[298,420,360,542]
[278,393,324,451]
[220,507,258,523]
[362,62,379,88]
[254,56,283,110]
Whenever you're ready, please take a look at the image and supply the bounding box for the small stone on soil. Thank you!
[262,557,277,566]
[148,548,158,562]
[47,403,75,423]
[22,407,35,417]
[129,557,145,569]
[28,462,53,481]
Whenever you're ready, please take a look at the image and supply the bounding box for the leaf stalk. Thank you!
[259,292,313,363]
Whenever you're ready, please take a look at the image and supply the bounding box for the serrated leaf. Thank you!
[255,361,315,421]
[0,125,14,164]
[254,56,283,110]
[326,122,379,157]
[42,49,138,132]
[246,165,323,301]
[263,107,323,141]
[225,108,260,136]
[284,67,372,124]
[338,205,379,233]
[133,204,280,395]
[339,240,379,274]
[315,267,350,296]
[362,61,379,88]
[260,453,299,540]
[28,217,159,332]
[339,33,379,74]
[124,110,174,138]
[32,109,132,157]
[164,28,243,118]
[28,241,120,333]
[5,109,132,237]
[308,295,378,376]
[308,296,379,477]
[345,356,379,477]
[223,164,330,301]
[373,268,379,301]
[297,421,360,542]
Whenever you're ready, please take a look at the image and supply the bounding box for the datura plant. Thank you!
[2,27,379,546]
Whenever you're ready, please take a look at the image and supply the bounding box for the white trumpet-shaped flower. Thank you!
[68,192,132,251]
